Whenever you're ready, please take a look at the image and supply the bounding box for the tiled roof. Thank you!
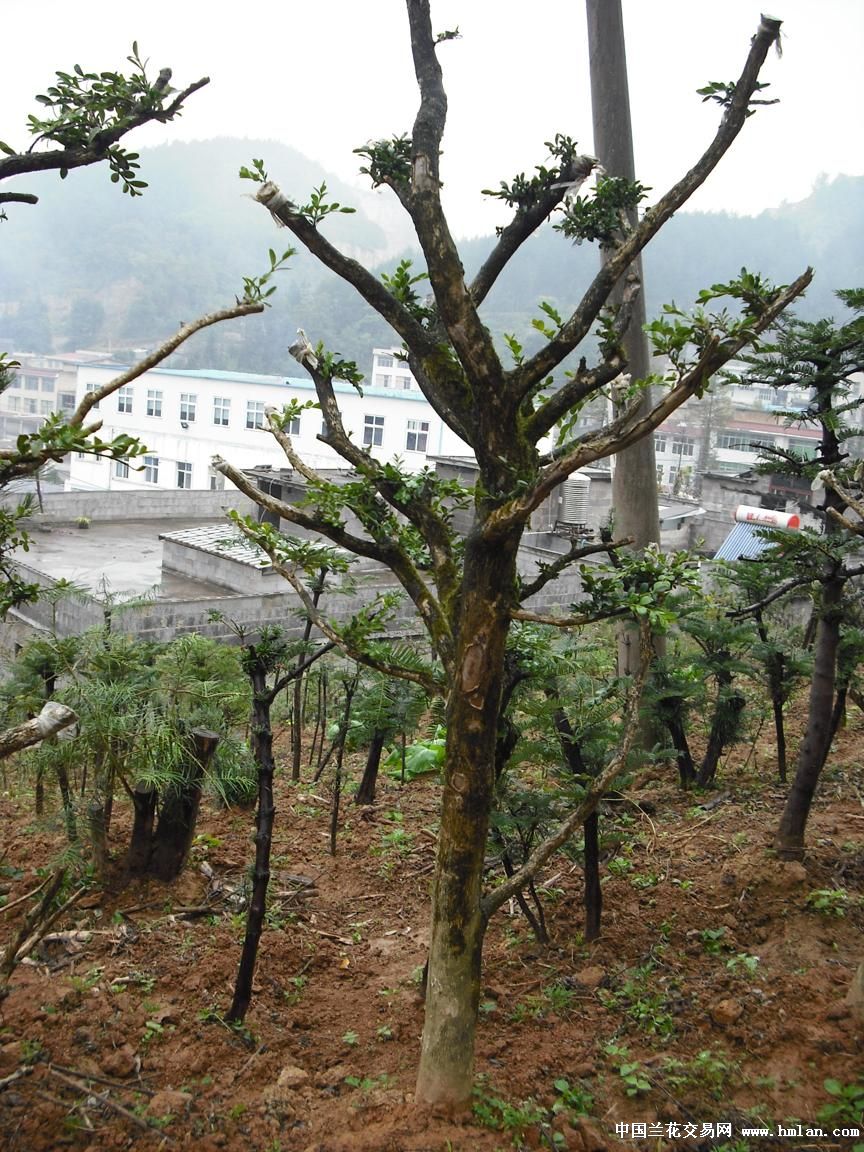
[713,521,773,562]
[160,525,270,569]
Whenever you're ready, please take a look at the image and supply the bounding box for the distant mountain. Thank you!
[1,137,861,374]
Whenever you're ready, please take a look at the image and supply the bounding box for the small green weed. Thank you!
[805,888,851,918]
[342,1030,359,1047]
[817,1078,864,1127]
[726,953,759,976]
[472,1083,547,1147]
[618,1060,651,1097]
[662,1049,737,1099]
[699,926,729,954]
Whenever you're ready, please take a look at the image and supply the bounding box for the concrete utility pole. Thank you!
[586,0,662,676]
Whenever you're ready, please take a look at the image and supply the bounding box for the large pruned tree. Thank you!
[213,3,810,1109]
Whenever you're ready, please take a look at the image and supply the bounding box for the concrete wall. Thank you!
[2,489,258,524]
[2,558,421,653]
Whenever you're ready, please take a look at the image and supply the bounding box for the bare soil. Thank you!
[1,720,862,1152]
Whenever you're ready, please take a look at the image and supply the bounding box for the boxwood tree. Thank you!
[214,1,810,1110]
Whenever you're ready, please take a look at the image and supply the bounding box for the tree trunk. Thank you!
[697,678,746,788]
[88,800,108,880]
[776,576,843,858]
[656,698,696,788]
[149,728,219,881]
[583,810,602,943]
[756,612,788,782]
[551,701,602,941]
[355,728,386,805]
[228,673,275,1023]
[126,782,157,874]
[415,533,518,1110]
[586,0,662,696]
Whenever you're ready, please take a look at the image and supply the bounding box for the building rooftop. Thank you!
[160,524,269,569]
[16,519,233,601]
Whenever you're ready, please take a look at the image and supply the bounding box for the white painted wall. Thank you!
[69,360,472,492]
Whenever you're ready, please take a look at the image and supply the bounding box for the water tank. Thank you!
[558,473,591,530]
[734,505,800,530]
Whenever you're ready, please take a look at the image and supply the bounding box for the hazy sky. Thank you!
[4,1,863,238]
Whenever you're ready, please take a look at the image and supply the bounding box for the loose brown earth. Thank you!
[1,718,862,1152]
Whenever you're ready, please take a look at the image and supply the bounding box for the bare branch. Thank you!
[470,154,598,308]
[484,268,813,538]
[510,14,787,394]
[213,455,454,663]
[512,605,628,628]
[405,0,503,392]
[0,192,39,206]
[518,536,632,603]
[212,455,393,567]
[238,536,440,695]
[727,562,864,619]
[254,182,431,354]
[0,77,210,186]
[0,702,77,761]
[70,302,265,427]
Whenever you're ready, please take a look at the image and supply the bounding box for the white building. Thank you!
[68,349,471,492]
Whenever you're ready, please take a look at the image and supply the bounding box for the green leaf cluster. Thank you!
[555,175,649,249]
[482,133,582,212]
[25,44,178,195]
[354,135,412,188]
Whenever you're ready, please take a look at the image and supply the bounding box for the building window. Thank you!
[671,436,695,457]
[86,390,100,411]
[114,460,129,479]
[176,461,193,489]
[26,398,38,413]
[654,435,667,453]
[397,375,413,390]
[143,455,159,484]
[39,400,53,414]
[23,376,39,391]
[717,432,771,453]
[6,396,19,412]
[288,415,300,436]
[363,414,384,447]
[213,396,230,426]
[59,393,75,411]
[376,354,394,369]
[786,437,817,459]
[40,378,55,392]
[406,419,429,453]
[146,389,163,417]
[117,386,133,414]
[209,470,225,492]
[246,401,266,430]
[179,393,197,424]
[374,374,391,388]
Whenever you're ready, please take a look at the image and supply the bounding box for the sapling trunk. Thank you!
[697,681,746,788]
[355,728,386,805]
[329,676,357,856]
[756,612,787,782]
[228,666,276,1023]
[776,575,844,858]
[149,728,218,881]
[551,703,603,942]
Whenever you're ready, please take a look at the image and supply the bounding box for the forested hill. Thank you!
[1,135,861,374]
